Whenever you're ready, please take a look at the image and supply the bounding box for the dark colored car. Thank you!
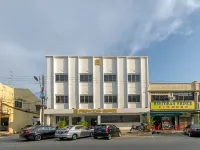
[21,125,33,130]
[19,125,56,141]
[188,124,200,137]
[183,125,191,135]
[93,124,121,140]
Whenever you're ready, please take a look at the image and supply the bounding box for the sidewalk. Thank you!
[121,130,184,137]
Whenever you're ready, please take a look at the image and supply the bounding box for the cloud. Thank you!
[0,0,199,92]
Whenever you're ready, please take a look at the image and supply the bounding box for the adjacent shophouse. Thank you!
[44,56,149,129]
[148,82,200,129]
[0,83,41,133]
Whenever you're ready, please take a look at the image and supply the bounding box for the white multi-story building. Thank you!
[44,56,149,129]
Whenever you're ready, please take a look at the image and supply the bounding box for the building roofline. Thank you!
[45,56,148,58]
[149,81,198,84]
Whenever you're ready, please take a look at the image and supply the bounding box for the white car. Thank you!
[55,125,94,140]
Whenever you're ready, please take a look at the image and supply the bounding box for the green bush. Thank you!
[77,121,88,127]
[58,121,66,129]
[143,116,155,131]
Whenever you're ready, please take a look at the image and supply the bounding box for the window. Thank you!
[128,74,140,82]
[104,75,116,82]
[80,95,93,103]
[80,74,92,82]
[56,96,68,103]
[55,74,68,82]
[55,116,69,124]
[104,95,117,103]
[173,92,194,100]
[15,101,22,108]
[48,127,56,131]
[101,115,140,123]
[151,95,169,101]
[128,95,140,102]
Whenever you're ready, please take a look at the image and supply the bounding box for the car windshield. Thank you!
[193,124,200,128]
[26,126,38,130]
[95,125,106,129]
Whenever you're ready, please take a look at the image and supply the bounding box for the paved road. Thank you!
[0,135,200,150]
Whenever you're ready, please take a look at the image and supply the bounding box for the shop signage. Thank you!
[151,101,195,110]
[73,109,117,115]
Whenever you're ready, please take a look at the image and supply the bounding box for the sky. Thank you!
[0,0,200,95]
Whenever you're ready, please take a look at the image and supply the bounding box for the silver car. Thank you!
[55,125,94,140]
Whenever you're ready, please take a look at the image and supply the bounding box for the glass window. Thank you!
[15,101,22,108]
[55,74,68,82]
[113,96,117,103]
[104,75,109,82]
[135,75,140,82]
[56,96,68,103]
[104,96,109,103]
[56,116,69,124]
[128,75,132,82]
[80,96,84,103]
[56,75,59,82]
[85,96,89,103]
[101,115,140,123]
[128,95,140,102]
[88,96,93,103]
[128,74,140,82]
[80,74,93,82]
[104,74,117,82]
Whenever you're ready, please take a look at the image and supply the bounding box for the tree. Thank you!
[143,116,155,131]
[58,121,66,129]
[77,121,88,127]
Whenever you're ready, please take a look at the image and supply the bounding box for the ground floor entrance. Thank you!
[0,117,9,131]
[150,111,193,130]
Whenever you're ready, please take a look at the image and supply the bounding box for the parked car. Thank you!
[93,124,121,140]
[21,125,33,131]
[188,124,200,137]
[19,125,56,141]
[183,125,191,135]
[55,125,94,140]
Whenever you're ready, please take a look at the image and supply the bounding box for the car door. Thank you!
[48,127,56,137]
[37,126,50,138]
[82,127,90,137]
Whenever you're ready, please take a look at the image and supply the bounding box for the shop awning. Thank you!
[150,112,182,116]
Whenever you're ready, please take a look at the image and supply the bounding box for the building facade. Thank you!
[45,56,149,129]
[148,82,200,129]
[0,83,40,133]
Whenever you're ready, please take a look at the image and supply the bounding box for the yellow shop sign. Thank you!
[73,109,117,115]
[151,101,195,110]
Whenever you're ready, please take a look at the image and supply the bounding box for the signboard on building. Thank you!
[73,109,117,115]
[151,101,195,110]
[95,59,100,65]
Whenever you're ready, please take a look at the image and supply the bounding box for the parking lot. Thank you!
[0,134,200,150]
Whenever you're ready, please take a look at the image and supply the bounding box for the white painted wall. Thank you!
[46,56,149,110]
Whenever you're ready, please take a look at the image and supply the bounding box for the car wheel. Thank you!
[72,134,77,140]
[59,138,64,140]
[107,134,112,140]
[189,132,193,137]
[90,132,93,137]
[93,136,97,139]
[34,135,42,141]
[118,132,122,137]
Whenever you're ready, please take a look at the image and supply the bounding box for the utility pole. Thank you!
[41,75,45,125]
[34,75,45,125]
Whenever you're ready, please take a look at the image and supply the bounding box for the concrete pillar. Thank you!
[140,114,144,123]
[46,115,50,125]
[69,116,72,126]
[97,115,101,124]
[81,116,85,121]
